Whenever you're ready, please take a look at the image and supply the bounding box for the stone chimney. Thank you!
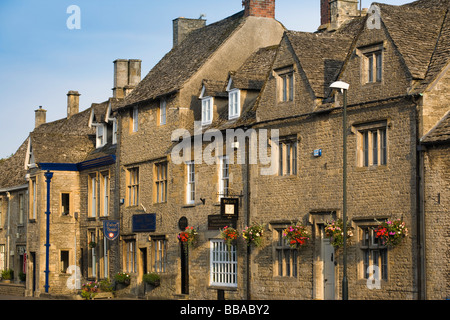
[67,91,80,118]
[173,17,206,47]
[320,0,361,31]
[35,106,47,128]
[113,59,142,98]
[243,0,275,19]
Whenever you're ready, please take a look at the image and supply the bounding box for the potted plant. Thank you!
[324,219,353,248]
[18,271,26,283]
[242,224,265,247]
[283,223,310,249]
[143,272,160,287]
[80,280,99,300]
[1,269,14,283]
[375,218,408,247]
[114,271,131,286]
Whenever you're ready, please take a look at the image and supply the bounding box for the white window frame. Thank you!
[112,119,118,145]
[132,107,138,132]
[96,124,106,148]
[218,156,229,200]
[210,239,237,287]
[228,89,240,120]
[160,99,166,125]
[31,179,37,220]
[201,97,213,125]
[186,161,195,205]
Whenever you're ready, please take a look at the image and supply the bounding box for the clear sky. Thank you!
[0,0,412,159]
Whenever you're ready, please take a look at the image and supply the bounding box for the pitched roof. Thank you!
[285,31,353,99]
[0,139,28,189]
[229,45,279,91]
[120,11,246,108]
[30,107,95,164]
[377,3,446,80]
[421,111,450,144]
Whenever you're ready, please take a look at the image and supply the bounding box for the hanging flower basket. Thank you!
[374,218,408,247]
[88,241,97,249]
[324,219,353,248]
[177,226,198,251]
[283,223,310,249]
[242,224,265,247]
[220,226,239,250]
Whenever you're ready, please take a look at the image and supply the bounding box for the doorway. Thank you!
[30,252,36,295]
[322,236,335,300]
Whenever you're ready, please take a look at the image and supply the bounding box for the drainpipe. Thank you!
[245,135,251,300]
[417,143,426,300]
[44,170,53,293]
[6,192,11,270]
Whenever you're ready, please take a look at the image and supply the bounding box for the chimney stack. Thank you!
[173,17,206,47]
[243,0,275,19]
[321,0,360,31]
[35,106,47,128]
[67,91,80,118]
[113,59,142,98]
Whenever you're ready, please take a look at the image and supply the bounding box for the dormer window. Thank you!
[96,124,107,148]
[201,97,213,125]
[228,89,240,120]
[357,43,384,84]
[276,67,294,102]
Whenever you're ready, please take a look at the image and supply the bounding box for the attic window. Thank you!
[276,67,294,102]
[358,43,384,84]
[202,97,213,125]
[228,89,240,120]
[96,124,106,148]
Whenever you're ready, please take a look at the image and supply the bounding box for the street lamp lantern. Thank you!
[330,80,349,300]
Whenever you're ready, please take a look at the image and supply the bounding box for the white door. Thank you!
[323,238,335,300]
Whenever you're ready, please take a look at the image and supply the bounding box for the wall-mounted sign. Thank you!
[132,214,156,232]
[220,197,239,219]
[313,149,322,157]
[103,220,120,240]
[208,215,237,230]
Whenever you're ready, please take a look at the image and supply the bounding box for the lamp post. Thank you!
[44,170,53,293]
[330,81,350,300]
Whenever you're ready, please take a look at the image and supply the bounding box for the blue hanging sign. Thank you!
[103,220,120,241]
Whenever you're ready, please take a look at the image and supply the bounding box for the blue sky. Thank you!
[0,0,412,159]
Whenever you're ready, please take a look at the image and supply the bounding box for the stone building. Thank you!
[0,0,448,300]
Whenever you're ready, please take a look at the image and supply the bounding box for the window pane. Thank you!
[376,53,382,81]
[372,130,378,165]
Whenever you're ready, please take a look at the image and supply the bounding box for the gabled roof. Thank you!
[376,3,446,80]
[120,11,246,108]
[285,31,353,99]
